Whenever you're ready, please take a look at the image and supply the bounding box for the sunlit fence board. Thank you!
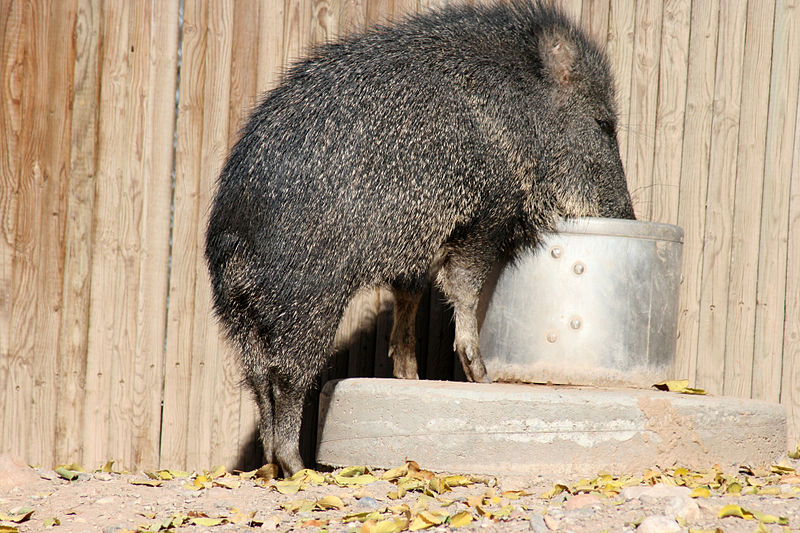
[2,0,800,471]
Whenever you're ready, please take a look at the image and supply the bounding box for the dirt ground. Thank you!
[3,452,800,533]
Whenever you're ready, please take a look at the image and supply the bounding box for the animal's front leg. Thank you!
[436,257,491,383]
[389,288,421,379]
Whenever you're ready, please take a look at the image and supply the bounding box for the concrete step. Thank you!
[316,378,786,476]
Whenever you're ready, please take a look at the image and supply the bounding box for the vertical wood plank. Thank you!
[228,0,262,471]
[579,0,610,43]
[757,0,800,404]
[694,0,748,395]
[340,0,366,33]
[781,77,800,443]
[674,0,719,385]
[130,0,178,469]
[258,0,286,92]
[366,0,393,24]
[312,0,339,43]
[558,0,582,25]
[392,0,417,20]
[0,0,24,454]
[55,0,100,466]
[16,0,75,468]
[162,0,208,469]
[650,0,690,225]
[606,0,635,186]
[83,0,130,469]
[625,0,662,219]
[187,0,238,470]
[723,0,776,398]
[284,0,313,65]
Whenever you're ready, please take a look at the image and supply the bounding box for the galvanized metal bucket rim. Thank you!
[553,217,684,243]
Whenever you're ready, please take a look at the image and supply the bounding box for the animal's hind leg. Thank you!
[272,377,307,476]
[389,288,421,379]
[246,374,275,466]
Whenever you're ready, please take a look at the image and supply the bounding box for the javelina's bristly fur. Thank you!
[205,0,635,475]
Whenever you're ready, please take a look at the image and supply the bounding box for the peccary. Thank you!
[205,0,635,475]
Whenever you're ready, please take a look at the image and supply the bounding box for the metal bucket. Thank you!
[478,218,684,388]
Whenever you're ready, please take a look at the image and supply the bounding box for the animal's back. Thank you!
[206,3,557,300]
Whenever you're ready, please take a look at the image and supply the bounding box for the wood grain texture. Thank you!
[694,0,747,395]
[781,67,800,442]
[186,0,236,470]
[674,0,719,387]
[3,0,800,470]
[650,0,690,225]
[56,0,100,466]
[723,0,776,399]
[579,0,610,43]
[606,0,635,197]
[758,0,800,406]
[625,0,662,219]
[162,0,208,469]
[19,0,75,468]
[0,0,25,454]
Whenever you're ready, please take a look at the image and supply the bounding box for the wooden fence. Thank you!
[1,0,799,472]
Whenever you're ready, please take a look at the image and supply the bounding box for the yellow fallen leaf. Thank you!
[0,509,33,523]
[427,477,449,494]
[443,475,473,487]
[129,478,162,487]
[788,444,800,460]
[254,464,280,481]
[382,465,408,481]
[409,511,443,531]
[292,469,326,484]
[690,487,711,498]
[55,466,80,481]
[101,461,115,473]
[653,380,706,395]
[189,517,226,526]
[449,511,473,527]
[751,510,788,525]
[344,511,383,523]
[654,379,689,391]
[213,477,241,490]
[0,526,20,533]
[316,495,345,510]
[541,483,570,499]
[274,479,303,495]
[718,504,754,520]
[771,464,796,474]
[281,499,316,513]
[340,465,369,476]
[363,518,408,533]
[209,464,226,478]
[229,510,256,525]
[336,474,379,486]
[502,490,527,499]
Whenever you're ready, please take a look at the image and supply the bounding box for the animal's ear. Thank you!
[539,29,578,89]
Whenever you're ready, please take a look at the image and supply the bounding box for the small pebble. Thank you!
[636,515,681,533]
[665,495,700,523]
[622,484,690,502]
[543,513,561,530]
[564,493,600,510]
[529,513,547,533]
[356,496,380,509]
[95,472,113,481]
